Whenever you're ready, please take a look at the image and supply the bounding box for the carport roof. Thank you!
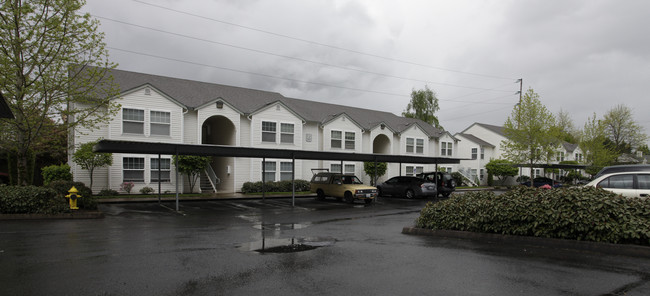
[94,140,461,165]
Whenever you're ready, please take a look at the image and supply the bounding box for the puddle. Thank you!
[252,223,311,231]
[239,236,336,253]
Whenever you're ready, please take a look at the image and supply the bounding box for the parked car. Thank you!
[310,172,377,204]
[520,177,562,188]
[415,171,456,197]
[593,164,650,179]
[585,172,650,199]
[376,176,437,199]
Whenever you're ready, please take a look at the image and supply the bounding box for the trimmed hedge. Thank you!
[415,187,650,245]
[0,186,68,214]
[241,180,310,194]
[46,180,97,210]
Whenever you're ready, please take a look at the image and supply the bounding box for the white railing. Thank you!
[204,164,220,193]
[457,167,478,187]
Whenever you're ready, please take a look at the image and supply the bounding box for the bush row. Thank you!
[241,180,310,194]
[0,181,98,214]
[415,187,650,245]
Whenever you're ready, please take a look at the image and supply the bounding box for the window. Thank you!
[330,163,341,173]
[575,153,583,162]
[331,131,342,148]
[123,108,144,134]
[345,132,355,149]
[280,162,293,181]
[480,169,484,180]
[471,169,478,181]
[441,142,452,156]
[262,121,276,142]
[150,111,170,136]
[480,147,485,160]
[345,164,355,174]
[280,123,294,144]
[406,138,414,153]
[471,148,478,160]
[638,175,650,189]
[534,169,541,178]
[151,158,171,182]
[445,167,453,173]
[599,174,634,189]
[123,157,144,182]
[405,166,423,176]
[557,151,565,162]
[407,138,423,154]
[263,161,276,181]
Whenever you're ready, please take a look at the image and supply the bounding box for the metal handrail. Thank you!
[205,164,220,193]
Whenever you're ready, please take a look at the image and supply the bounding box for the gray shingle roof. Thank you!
[458,133,495,148]
[107,68,446,138]
[475,123,505,136]
[562,142,579,152]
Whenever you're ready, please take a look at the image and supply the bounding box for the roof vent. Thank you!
[276,105,281,111]
[216,101,224,109]
[144,87,151,96]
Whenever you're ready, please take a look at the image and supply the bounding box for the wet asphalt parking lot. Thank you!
[1,196,650,296]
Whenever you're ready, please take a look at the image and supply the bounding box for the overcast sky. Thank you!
[82,0,650,141]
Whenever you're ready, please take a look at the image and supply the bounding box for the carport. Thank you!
[94,140,461,210]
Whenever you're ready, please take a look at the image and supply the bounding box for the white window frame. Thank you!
[441,141,452,156]
[280,123,294,144]
[345,131,355,150]
[405,165,424,176]
[150,158,171,182]
[123,157,145,182]
[471,147,478,160]
[122,108,145,135]
[280,161,293,181]
[262,121,277,143]
[263,161,276,182]
[406,137,424,154]
[344,164,355,174]
[150,110,171,136]
[331,130,342,149]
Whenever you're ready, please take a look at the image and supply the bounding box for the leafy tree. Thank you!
[602,104,648,153]
[579,113,618,175]
[363,162,387,185]
[638,144,650,156]
[402,85,442,129]
[41,164,73,186]
[72,140,113,194]
[552,109,578,143]
[485,159,518,185]
[0,0,120,185]
[173,155,211,193]
[501,88,558,185]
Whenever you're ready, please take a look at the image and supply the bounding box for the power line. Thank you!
[108,46,520,105]
[130,0,516,81]
[94,15,515,93]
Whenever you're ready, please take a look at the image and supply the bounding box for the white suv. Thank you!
[585,172,650,199]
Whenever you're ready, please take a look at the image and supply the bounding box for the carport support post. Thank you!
[175,150,179,212]
[262,157,266,201]
[158,154,162,204]
[292,154,295,207]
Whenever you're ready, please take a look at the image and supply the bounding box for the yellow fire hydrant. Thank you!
[65,186,81,210]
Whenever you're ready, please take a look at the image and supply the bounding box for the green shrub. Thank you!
[140,186,155,194]
[46,180,97,210]
[97,189,119,196]
[0,185,67,214]
[415,187,650,245]
[41,164,73,186]
[241,180,310,194]
[450,172,464,186]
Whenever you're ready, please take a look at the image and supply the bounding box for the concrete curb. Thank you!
[97,193,317,203]
[402,226,650,258]
[0,211,105,220]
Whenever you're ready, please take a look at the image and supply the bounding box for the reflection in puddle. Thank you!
[239,236,336,253]
[240,222,335,253]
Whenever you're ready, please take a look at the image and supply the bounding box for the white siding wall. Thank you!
[321,115,364,178]
[248,103,304,184]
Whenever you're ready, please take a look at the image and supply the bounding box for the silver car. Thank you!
[585,172,650,199]
[377,176,437,199]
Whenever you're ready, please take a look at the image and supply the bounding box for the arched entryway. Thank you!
[201,116,236,193]
[372,134,391,154]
